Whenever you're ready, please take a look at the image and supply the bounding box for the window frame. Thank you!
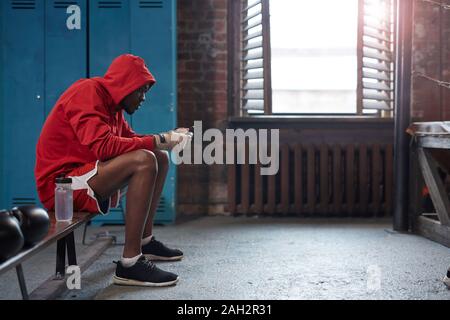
[228,0,397,118]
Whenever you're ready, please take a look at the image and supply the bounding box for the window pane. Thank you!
[270,0,358,114]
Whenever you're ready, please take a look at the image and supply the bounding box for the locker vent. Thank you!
[156,196,166,213]
[12,198,37,206]
[139,1,163,9]
[54,1,78,9]
[11,0,36,9]
[98,1,122,8]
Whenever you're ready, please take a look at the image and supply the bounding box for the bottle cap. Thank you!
[55,177,72,184]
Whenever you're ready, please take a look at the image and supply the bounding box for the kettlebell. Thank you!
[11,206,50,246]
[0,210,24,261]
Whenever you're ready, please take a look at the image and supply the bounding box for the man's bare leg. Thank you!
[87,149,158,258]
[139,150,183,261]
[142,150,169,238]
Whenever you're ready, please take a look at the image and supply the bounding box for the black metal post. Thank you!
[66,232,77,266]
[16,264,29,300]
[55,237,66,279]
[394,0,414,231]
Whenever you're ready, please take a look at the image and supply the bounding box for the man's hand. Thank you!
[154,131,184,151]
[173,127,193,148]
[174,127,190,134]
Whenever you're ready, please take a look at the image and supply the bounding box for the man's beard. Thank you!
[124,106,135,115]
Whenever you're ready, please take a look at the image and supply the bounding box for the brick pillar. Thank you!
[177,0,229,216]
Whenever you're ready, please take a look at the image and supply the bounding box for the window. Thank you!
[271,0,358,114]
[228,0,396,116]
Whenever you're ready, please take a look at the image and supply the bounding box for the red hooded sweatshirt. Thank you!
[35,54,156,207]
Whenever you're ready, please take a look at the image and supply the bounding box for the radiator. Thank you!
[228,143,394,217]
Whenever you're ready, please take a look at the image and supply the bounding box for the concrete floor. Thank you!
[1,216,450,300]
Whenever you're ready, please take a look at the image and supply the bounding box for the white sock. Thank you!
[141,235,154,246]
[121,253,142,268]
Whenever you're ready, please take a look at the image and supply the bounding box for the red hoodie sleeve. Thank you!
[121,117,137,138]
[65,84,155,161]
[120,114,155,139]
[121,116,146,138]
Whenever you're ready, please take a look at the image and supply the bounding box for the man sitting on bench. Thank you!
[35,54,186,287]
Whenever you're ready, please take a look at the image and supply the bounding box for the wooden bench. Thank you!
[0,212,101,299]
[408,122,450,248]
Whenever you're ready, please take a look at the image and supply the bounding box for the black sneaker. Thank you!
[444,267,450,289]
[142,237,184,261]
[113,256,179,287]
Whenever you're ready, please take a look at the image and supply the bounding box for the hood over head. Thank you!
[96,54,156,106]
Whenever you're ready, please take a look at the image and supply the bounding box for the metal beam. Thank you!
[393,0,413,231]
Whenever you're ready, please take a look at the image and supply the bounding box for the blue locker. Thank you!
[89,0,133,134]
[89,0,132,225]
[45,0,87,117]
[1,0,177,224]
[89,0,131,76]
[0,0,45,209]
[90,0,177,225]
[0,0,88,210]
[130,0,177,224]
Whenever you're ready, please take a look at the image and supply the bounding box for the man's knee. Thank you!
[154,150,169,169]
[133,149,158,174]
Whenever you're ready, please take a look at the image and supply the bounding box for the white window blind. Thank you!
[357,0,396,115]
[240,0,272,114]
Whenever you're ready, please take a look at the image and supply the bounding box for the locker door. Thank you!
[45,0,87,117]
[131,0,177,223]
[89,0,131,225]
[89,0,132,124]
[0,0,45,208]
[130,0,176,132]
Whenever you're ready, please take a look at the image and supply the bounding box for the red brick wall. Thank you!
[176,0,229,215]
[175,1,450,216]
[412,0,450,121]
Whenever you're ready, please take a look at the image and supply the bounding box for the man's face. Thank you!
[121,84,150,115]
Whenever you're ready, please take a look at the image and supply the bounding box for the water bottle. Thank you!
[55,177,73,222]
